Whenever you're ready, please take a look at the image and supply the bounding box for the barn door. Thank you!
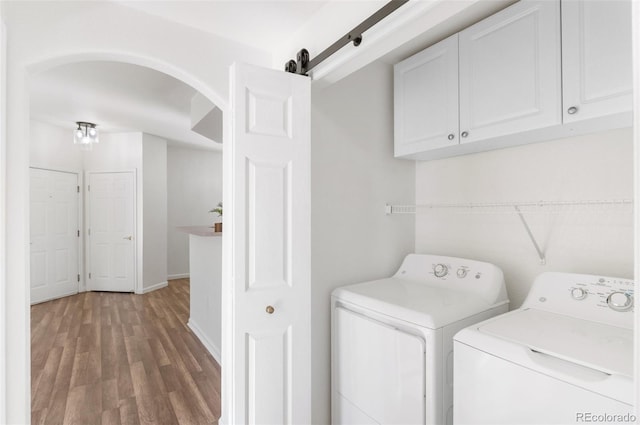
[222,63,311,424]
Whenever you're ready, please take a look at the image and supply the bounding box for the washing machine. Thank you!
[454,272,634,424]
[331,254,509,425]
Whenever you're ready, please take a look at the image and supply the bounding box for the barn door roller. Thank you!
[285,0,409,75]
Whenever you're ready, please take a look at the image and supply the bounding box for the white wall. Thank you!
[29,120,82,172]
[187,234,222,363]
[310,61,416,424]
[142,134,168,290]
[415,127,634,307]
[167,146,222,278]
[83,132,143,171]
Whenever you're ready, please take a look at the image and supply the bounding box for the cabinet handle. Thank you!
[567,106,578,115]
[461,131,469,138]
[266,305,275,314]
[447,133,455,141]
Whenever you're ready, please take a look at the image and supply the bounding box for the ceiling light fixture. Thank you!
[73,121,99,149]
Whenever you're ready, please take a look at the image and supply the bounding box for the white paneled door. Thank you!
[87,171,135,292]
[223,63,310,424]
[30,168,80,304]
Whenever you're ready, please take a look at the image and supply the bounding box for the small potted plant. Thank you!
[210,202,223,232]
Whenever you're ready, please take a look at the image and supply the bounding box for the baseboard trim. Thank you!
[188,319,222,366]
[31,289,79,305]
[168,273,190,280]
[141,281,168,294]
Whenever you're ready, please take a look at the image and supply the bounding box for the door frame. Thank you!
[29,166,84,300]
[0,16,6,424]
[5,46,230,422]
[84,169,138,294]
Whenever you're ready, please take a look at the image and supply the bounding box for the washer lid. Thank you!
[479,308,633,377]
[332,278,505,329]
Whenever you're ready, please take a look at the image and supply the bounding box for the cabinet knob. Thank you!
[266,305,275,314]
[461,131,469,138]
[447,133,455,141]
[567,106,578,115]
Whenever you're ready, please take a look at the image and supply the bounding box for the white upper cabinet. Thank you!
[394,34,459,157]
[561,0,632,123]
[458,0,561,144]
[393,0,632,161]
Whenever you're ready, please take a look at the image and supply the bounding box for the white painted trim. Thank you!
[141,281,168,294]
[0,16,6,425]
[188,319,222,365]
[29,290,79,306]
[168,273,190,280]
[85,169,138,294]
[220,64,234,425]
[632,0,640,415]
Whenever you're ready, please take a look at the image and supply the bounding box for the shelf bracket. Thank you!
[514,206,546,265]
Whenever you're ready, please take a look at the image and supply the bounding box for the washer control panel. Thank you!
[523,272,634,329]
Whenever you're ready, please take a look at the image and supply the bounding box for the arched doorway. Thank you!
[6,50,229,424]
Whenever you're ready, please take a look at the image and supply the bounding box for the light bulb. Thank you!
[75,129,83,139]
[89,127,97,137]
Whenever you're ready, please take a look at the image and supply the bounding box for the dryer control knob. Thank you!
[570,287,587,300]
[457,268,468,278]
[433,264,448,278]
[607,292,633,311]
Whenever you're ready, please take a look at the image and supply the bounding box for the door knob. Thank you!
[123,236,132,240]
[567,106,578,115]
[266,305,275,314]
[461,131,469,138]
[447,133,455,140]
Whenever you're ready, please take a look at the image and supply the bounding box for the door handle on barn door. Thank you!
[123,236,132,240]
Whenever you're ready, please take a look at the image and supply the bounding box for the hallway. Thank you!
[31,279,221,425]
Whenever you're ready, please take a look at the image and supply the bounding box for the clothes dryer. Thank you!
[331,254,509,425]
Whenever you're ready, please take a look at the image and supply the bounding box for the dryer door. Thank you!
[335,306,425,424]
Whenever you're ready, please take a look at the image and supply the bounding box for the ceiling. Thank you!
[30,1,334,151]
[119,0,330,53]
[29,61,220,150]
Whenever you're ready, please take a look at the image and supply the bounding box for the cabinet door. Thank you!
[562,0,632,123]
[394,34,459,157]
[459,0,561,144]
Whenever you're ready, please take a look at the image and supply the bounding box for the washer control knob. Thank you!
[433,264,448,278]
[607,292,633,311]
[570,287,587,300]
[457,268,468,278]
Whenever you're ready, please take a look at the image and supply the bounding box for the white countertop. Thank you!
[176,226,222,237]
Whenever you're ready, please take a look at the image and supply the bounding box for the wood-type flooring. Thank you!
[31,278,221,425]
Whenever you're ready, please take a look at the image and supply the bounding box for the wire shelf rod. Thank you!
[385,199,633,215]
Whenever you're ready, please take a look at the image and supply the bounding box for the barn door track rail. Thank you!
[385,199,633,265]
[284,0,409,75]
